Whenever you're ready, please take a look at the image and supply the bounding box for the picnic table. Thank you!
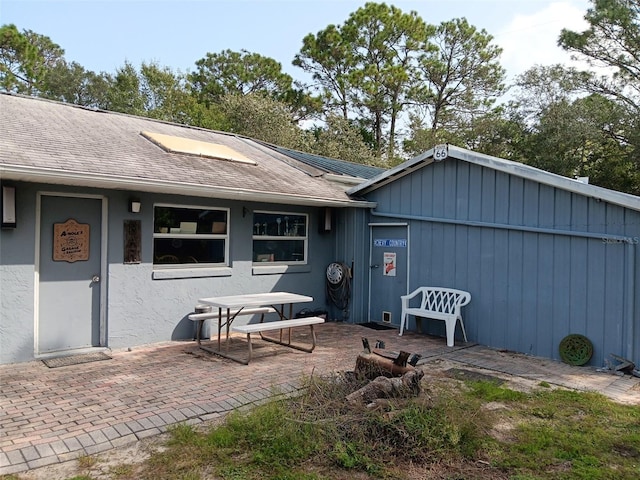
[195,292,324,364]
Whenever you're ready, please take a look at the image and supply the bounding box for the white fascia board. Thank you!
[0,165,376,208]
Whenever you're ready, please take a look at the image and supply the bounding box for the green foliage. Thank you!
[217,93,312,150]
[332,441,379,473]
[296,2,432,160]
[559,0,640,114]
[466,380,528,402]
[310,114,381,166]
[415,17,505,132]
[40,60,110,108]
[0,24,64,95]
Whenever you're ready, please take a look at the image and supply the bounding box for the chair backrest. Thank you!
[419,287,471,314]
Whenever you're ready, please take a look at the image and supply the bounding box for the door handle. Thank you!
[91,275,101,283]
[370,264,379,269]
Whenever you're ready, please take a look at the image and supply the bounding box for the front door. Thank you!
[368,223,409,326]
[37,194,105,354]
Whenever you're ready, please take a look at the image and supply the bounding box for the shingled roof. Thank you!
[0,93,374,208]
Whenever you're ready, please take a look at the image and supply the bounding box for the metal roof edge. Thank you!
[446,145,640,213]
[323,173,367,185]
[346,148,434,196]
[0,165,375,208]
[348,144,640,213]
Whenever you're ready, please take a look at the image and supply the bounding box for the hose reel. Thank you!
[326,262,351,317]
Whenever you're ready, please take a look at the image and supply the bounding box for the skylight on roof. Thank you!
[141,131,256,165]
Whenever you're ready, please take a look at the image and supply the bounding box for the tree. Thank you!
[522,94,639,194]
[558,0,640,175]
[217,93,311,150]
[40,60,110,108]
[341,2,430,160]
[102,61,146,115]
[508,64,589,124]
[405,17,505,156]
[0,24,64,95]
[559,0,640,115]
[310,114,380,166]
[189,49,319,122]
[294,3,431,160]
[294,24,356,119]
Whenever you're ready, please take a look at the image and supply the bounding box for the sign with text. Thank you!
[383,252,396,276]
[373,238,407,248]
[53,219,90,262]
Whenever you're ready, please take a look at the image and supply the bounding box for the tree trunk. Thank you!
[355,352,415,379]
[346,369,424,406]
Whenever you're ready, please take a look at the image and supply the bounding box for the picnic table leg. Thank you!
[259,323,319,353]
[217,307,223,350]
[245,333,253,364]
[310,324,317,350]
[196,319,203,345]
[225,308,231,353]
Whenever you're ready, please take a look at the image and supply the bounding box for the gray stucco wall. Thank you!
[350,159,640,367]
[0,182,337,364]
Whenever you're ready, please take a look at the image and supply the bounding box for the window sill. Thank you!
[252,264,311,275]
[152,266,232,280]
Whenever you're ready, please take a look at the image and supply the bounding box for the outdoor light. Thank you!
[128,198,141,213]
[1,184,16,228]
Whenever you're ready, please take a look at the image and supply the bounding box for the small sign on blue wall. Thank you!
[373,238,407,247]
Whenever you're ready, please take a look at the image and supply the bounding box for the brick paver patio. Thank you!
[2,322,638,475]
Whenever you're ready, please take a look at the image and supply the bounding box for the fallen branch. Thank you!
[346,369,424,406]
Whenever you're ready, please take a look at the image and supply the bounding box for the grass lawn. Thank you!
[4,371,639,480]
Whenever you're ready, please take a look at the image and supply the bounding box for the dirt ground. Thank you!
[13,358,544,480]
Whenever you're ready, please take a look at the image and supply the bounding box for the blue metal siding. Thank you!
[361,158,639,366]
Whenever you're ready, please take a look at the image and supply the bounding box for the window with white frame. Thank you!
[252,211,307,264]
[153,204,229,266]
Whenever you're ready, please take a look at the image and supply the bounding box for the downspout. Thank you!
[370,209,638,362]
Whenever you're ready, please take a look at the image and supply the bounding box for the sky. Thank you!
[0,0,593,85]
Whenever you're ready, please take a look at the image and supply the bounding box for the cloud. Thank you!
[495,1,590,81]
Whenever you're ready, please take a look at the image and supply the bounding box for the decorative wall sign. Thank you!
[124,220,141,264]
[53,219,90,262]
[373,238,407,248]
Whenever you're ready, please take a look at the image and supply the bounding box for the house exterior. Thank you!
[0,93,377,364]
[2,93,638,369]
[341,145,640,368]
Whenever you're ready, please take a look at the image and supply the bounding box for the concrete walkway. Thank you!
[2,322,639,475]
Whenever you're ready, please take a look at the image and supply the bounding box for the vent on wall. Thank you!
[382,311,392,323]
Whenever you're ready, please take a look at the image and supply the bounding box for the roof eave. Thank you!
[348,145,640,213]
[0,165,376,209]
[347,148,434,196]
